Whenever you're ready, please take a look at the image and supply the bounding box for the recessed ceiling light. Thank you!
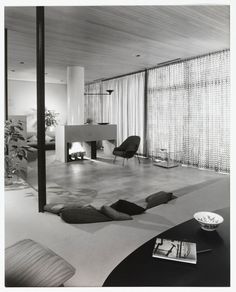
[19,61,24,64]
[136,54,141,58]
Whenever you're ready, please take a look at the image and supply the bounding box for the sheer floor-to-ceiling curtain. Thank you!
[185,51,230,172]
[147,50,230,173]
[147,63,187,159]
[102,72,145,154]
[84,82,102,123]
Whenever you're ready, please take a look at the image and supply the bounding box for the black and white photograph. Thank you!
[152,238,197,264]
[1,0,235,290]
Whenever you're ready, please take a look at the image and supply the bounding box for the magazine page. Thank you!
[152,238,197,264]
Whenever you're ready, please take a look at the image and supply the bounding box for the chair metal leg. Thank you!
[137,154,140,164]
[113,156,116,163]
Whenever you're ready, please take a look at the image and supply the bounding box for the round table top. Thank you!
[103,207,230,287]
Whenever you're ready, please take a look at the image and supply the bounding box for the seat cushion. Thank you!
[27,147,38,162]
[110,199,145,215]
[101,205,133,221]
[145,191,173,209]
[60,206,112,223]
[5,239,75,287]
[113,150,125,156]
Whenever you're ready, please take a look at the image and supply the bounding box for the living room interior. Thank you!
[3,3,232,288]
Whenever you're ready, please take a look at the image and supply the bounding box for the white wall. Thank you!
[8,80,67,132]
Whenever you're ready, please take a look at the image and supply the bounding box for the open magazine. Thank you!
[152,238,197,264]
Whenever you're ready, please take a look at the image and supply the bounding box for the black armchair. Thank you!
[113,136,141,165]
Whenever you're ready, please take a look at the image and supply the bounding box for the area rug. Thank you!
[26,182,135,209]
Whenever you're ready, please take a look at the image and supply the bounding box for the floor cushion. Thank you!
[44,203,66,214]
[60,206,112,223]
[44,203,84,215]
[101,205,133,221]
[5,239,75,287]
[145,191,173,209]
[110,199,145,215]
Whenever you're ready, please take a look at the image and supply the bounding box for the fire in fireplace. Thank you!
[68,142,86,161]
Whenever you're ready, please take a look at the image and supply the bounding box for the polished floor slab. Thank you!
[26,151,226,208]
[5,174,230,286]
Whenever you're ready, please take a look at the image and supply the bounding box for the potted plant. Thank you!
[45,109,59,131]
[4,119,31,185]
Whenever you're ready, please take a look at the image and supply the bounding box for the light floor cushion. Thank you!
[145,191,173,209]
[60,206,112,223]
[44,203,84,214]
[5,239,75,287]
[101,205,133,221]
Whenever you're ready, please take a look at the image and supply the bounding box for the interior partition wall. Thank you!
[147,50,230,173]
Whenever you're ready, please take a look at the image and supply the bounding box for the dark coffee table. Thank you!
[103,207,230,287]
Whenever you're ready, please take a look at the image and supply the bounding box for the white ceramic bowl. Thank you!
[193,211,224,231]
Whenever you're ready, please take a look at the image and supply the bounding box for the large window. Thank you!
[84,50,230,172]
[147,50,230,173]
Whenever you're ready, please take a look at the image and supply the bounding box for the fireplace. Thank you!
[56,124,117,163]
[68,142,86,161]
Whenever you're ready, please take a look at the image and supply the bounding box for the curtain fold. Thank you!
[102,72,145,154]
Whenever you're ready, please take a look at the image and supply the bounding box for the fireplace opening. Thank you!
[68,142,86,161]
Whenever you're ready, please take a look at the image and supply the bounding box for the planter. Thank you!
[5,176,13,186]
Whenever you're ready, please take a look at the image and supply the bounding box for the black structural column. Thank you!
[5,28,8,120]
[143,69,148,157]
[36,7,46,212]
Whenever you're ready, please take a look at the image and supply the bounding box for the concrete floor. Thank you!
[5,176,230,287]
[26,151,225,207]
[5,152,230,287]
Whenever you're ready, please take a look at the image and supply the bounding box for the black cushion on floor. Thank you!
[110,199,145,215]
[145,191,173,209]
[101,205,133,220]
[60,206,112,223]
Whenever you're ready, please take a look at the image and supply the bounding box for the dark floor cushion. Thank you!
[101,205,133,221]
[60,206,112,223]
[110,199,145,215]
[145,191,173,209]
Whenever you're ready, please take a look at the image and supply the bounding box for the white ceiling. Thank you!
[5,5,230,84]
